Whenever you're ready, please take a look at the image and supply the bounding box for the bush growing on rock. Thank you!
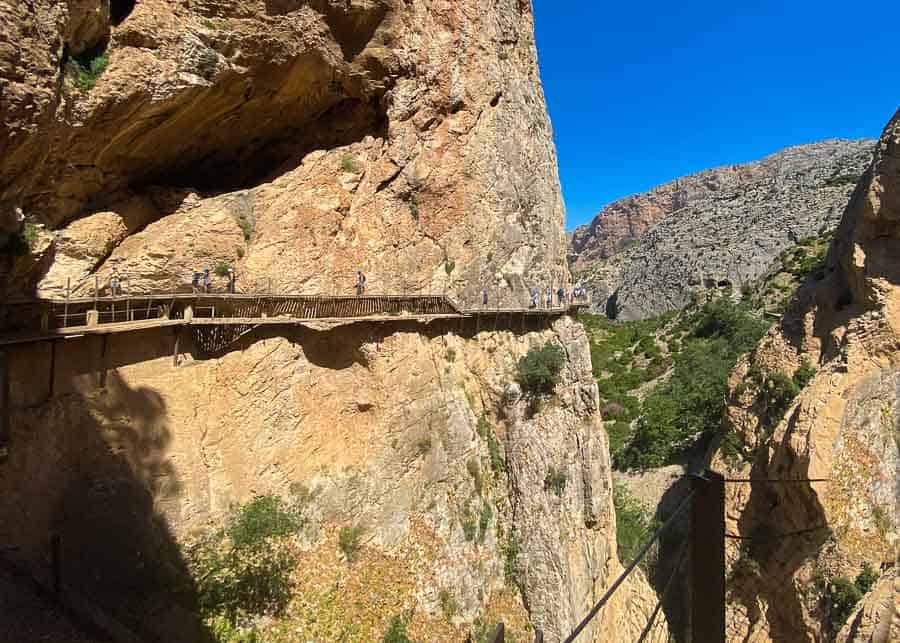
[185,495,303,631]
[339,525,365,562]
[67,49,109,91]
[515,343,565,396]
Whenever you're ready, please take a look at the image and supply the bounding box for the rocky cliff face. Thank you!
[1,0,569,303]
[717,111,900,642]
[0,319,661,642]
[0,1,658,641]
[569,140,873,320]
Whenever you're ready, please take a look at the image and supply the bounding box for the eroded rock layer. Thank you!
[569,139,873,320]
[0,319,661,642]
[717,110,900,642]
[2,0,568,303]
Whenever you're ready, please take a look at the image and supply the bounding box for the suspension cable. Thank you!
[722,478,829,483]
[635,538,690,643]
[725,525,830,541]
[562,486,697,643]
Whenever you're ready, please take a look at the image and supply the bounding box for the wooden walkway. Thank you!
[0,293,587,348]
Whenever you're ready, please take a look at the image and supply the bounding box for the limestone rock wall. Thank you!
[0,318,661,642]
[1,0,568,304]
[716,111,900,642]
[569,139,873,320]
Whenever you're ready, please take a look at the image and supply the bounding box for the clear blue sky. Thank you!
[533,1,900,230]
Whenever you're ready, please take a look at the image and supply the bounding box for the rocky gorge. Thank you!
[0,1,658,642]
[569,139,874,320]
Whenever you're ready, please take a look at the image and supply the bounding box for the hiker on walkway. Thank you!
[227,267,236,294]
[545,287,553,308]
[529,287,539,308]
[356,270,367,296]
[482,288,489,308]
[191,268,201,293]
[203,267,211,293]
[109,272,121,296]
[557,287,567,306]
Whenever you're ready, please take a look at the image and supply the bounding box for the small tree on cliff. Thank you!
[516,343,565,397]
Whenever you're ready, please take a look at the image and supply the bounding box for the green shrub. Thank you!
[872,505,893,539]
[543,467,567,496]
[855,563,878,594]
[339,525,365,562]
[186,496,302,627]
[215,261,232,277]
[67,50,109,90]
[0,222,38,256]
[409,196,420,222]
[227,496,301,549]
[516,343,565,396]
[827,576,863,629]
[341,153,358,173]
[237,214,254,241]
[446,347,456,362]
[445,259,455,275]
[382,613,412,643]
[416,436,432,456]
[439,589,459,618]
[794,360,817,389]
[613,483,657,566]
[501,532,519,585]
[477,503,493,543]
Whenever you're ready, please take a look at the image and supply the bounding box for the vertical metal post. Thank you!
[94,275,99,309]
[0,351,9,457]
[63,278,70,328]
[99,335,108,389]
[51,533,61,596]
[173,328,180,367]
[48,340,57,399]
[690,471,725,643]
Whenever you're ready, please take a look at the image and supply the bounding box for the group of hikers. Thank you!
[104,266,586,306]
[522,285,588,308]
[190,266,237,294]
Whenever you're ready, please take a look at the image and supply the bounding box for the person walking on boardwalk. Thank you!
[545,286,553,308]
[109,271,121,296]
[557,287,567,306]
[482,288,489,308]
[203,267,211,293]
[529,287,539,308]
[191,268,201,293]
[356,270,367,296]
[227,267,236,294]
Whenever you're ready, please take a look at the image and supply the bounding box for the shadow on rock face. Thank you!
[0,367,213,643]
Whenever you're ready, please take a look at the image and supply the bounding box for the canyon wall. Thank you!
[2,0,569,303]
[569,140,873,320]
[0,1,658,641]
[0,319,661,642]
[718,110,900,642]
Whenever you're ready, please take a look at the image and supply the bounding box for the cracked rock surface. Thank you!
[569,139,874,320]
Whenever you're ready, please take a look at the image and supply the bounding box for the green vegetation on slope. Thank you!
[583,298,768,470]
[613,482,659,568]
[584,229,839,471]
[186,495,306,641]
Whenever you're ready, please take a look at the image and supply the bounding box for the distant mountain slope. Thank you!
[569,139,874,319]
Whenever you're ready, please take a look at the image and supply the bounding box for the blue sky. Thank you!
[533,1,900,230]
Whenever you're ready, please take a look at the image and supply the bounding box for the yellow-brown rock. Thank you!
[718,110,900,642]
[3,0,569,304]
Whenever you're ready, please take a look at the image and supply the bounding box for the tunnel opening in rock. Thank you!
[110,0,137,25]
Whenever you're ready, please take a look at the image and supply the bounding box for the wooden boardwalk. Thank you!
[0,293,587,347]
